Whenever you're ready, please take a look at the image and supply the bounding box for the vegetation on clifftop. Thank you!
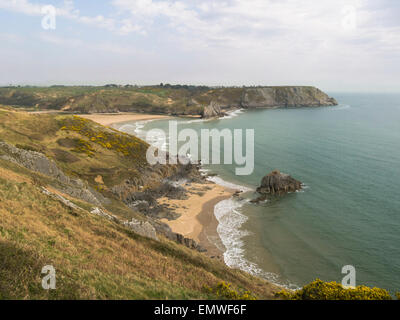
[276,279,397,300]
[0,85,337,116]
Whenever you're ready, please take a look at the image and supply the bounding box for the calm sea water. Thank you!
[117,93,400,293]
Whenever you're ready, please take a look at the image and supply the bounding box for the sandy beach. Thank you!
[159,183,235,259]
[79,113,171,126]
[89,114,234,260]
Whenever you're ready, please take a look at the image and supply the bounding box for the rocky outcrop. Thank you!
[41,187,82,212]
[241,87,337,108]
[0,141,101,205]
[123,218,158,241]
[201,101,225,118]
[256,170,302,195]
[90,207,119,223]
[150,219,206,252]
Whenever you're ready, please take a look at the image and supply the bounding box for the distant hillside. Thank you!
[0,85,337,117]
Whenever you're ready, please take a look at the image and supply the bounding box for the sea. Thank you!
[115,93,400,293]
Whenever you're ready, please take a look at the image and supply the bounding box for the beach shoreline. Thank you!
[86,114,235,260]
[79,112,172,126]
[158,183,235,260]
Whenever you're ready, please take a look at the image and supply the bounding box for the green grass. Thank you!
[0,166,279,299]
[0,107,280,299]
[0,85,331,115]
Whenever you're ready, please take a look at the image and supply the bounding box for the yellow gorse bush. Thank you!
[276,279,394,300]
[205,281,257,300]
[60,116,148,162]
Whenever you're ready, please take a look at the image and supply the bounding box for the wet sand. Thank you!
[100,115,233,260]
[159,183,235,259]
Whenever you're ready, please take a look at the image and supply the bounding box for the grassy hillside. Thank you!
[0,106,280,299]
[0,106,396,300]
[0,160,279,299]
[0,85,337,116]
[0,86,207,115]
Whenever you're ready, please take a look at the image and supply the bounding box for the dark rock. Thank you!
[233,190,242,197]
[123,218,158,241]
[201,101,226,118]
[149,219,205,252]
[256,169,302,195]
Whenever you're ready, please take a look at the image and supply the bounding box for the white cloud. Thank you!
[0,0,119,32]
[1,0,399,90]
[0,0,42,15]
[109,0,400,53]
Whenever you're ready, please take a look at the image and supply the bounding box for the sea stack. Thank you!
[256,170,302,195]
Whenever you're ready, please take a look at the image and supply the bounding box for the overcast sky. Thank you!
[0,0,399,92]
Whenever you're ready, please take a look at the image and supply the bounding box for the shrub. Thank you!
[60,116,148,162]
[205,282,257,300]
[276,279,393,300]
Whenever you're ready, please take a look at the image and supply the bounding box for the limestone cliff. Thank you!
[201,101,225,118]
[0,85,337,115]
[240,87,337,108]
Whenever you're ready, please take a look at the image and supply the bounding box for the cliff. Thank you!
[195,86,337,112]
[240,86,337,108]
[0,107,280,299]
[0,85,337,117]
[201,101,226,118]
[200,86,337,117]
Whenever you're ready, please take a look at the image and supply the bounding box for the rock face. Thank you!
[241,87,337,108]
[257,170,302,195]
[123,218,158,241]
[0,141,102,205]
[41,187,82,211]
[90,207,119,223]
[199,87,337,118]
[150,219,206,252]
[201,101,225,118]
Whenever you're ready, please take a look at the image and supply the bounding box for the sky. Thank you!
[0,0,399,92]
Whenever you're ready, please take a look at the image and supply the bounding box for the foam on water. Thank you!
[220,109,244,119]
[118,120,170,151]
[179,118,210,124]
[118,119,155,138]
[206,175,252,192]
[214,198,298,289]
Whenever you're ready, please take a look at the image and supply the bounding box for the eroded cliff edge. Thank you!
[240,86,337,108]
[0,85,337,118]
[200,86,337,117]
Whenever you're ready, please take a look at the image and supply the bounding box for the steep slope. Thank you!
[0,107,280,299]
[240,86,337,108]
[0,160,279,299]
